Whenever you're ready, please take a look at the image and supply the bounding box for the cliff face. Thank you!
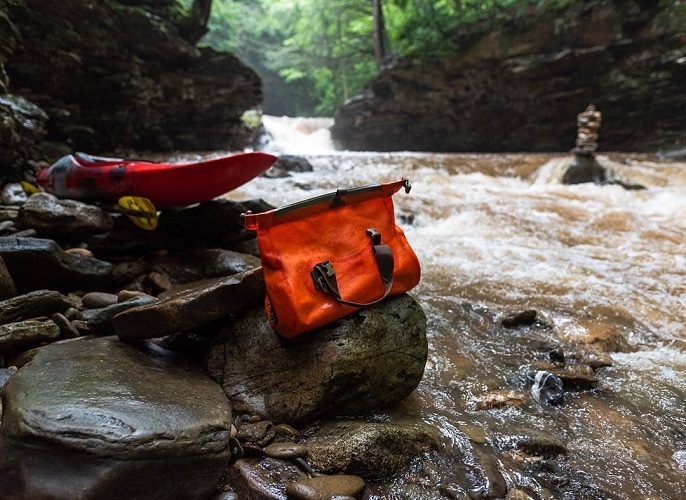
[0,0,262,174]
[332,1,686,154]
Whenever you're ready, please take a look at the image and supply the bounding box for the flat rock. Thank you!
[0,335,232,499]
[17,192,113,238]
[148,248,260,284]
[305,419,442,480]
[0,237,121,293]
[205,294,428,424]
[114,267,265,341]
[0,319,60,354]
[0,289,77,325]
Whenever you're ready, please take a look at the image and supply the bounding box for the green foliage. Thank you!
[181,0,579,116]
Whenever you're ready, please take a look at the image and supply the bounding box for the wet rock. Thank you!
[225,457,306,499]
[51,312,80,339]
[501,309,538,328]
[148,248,260,284]
[115,267,265,341]
[145,271,172,294]
[304,419,442,479]
[65,247,95,258]
[0,319,60,354]
[0,94,47,174]
[17,193,113,238]
[0,290,76,325]
[559,317,631,353]
[470,389,528,410]
[528,361,598,390]
[286,474,365,500]
[158,199,249,241]
[81,291,119,309]
[562,154,609,185]
[237,420,276,447]
[493,429,568,458]
[87,228,187,259]
[263,442,308,460]
[0,237,121,293]
[0,335,232,499]
[0,366,18,391]
[87,295,159,336]
[206,294,428,424]
[263,155,314,178]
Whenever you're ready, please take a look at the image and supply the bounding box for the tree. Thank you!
[177,0,214,45]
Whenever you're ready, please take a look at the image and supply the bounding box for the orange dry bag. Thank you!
[241,178,421,338]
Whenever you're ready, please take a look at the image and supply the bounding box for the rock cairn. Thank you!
[574,103,602,156]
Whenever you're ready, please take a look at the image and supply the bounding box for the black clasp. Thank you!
[311,260,336,291]
[366,228,381,245]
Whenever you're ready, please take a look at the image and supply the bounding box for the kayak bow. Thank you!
[36,151,278,208]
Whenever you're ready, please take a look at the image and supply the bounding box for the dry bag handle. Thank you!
[310,228,394,307]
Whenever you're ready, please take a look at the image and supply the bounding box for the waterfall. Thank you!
[255,115,335,155]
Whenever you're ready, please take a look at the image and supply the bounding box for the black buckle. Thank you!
[366,228,381,245]
[311,260,335,291]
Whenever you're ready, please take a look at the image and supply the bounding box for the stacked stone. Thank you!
[575,104,602,155]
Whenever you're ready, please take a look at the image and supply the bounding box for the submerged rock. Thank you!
[0,335,233,500]
[205,294,428,424]
[304,419,442,480]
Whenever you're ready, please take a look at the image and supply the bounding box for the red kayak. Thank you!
[36,151,277,208]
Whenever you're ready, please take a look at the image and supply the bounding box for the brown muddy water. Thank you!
[177,118,686,498]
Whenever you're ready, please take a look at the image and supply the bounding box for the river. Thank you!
[227,115,686,498]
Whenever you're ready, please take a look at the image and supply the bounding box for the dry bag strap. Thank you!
[310,228,394,307]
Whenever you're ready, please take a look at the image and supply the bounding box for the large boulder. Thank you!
[2,0,261,157]
[332,1,686,154]
[205,293,428,424]
[0,335,233,500]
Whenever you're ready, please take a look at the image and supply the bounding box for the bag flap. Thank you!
[241,178,411,230]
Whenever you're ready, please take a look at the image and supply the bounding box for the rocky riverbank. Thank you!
[0,179,433,499]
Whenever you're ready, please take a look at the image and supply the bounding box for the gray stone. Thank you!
[0,319,60,354]
[148,248,260,284]
[87,295,159,335]
[0,290,77,325]
[0,237,121,293]
[0,335,232,499]
[206,294,428,424]
[81,291,119,309]
[225,457,306,499]
[115,267,265,341]
[286,474,365,500]
[17,193,113,238]
[305,420,441,480]
[263,442,308,460]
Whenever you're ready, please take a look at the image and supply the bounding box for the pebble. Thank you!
[81,292,119,309]
[146,271,172,294]
[274,423,301,438]
[52,312,80,339]
[118,290,153,302]
[237,420,276,447]
[263,442,308,460]
[285,475,365,500]
[65,247,94,258]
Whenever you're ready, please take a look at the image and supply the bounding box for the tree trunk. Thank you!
[178,0,213,46]
[372,0,387,70]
